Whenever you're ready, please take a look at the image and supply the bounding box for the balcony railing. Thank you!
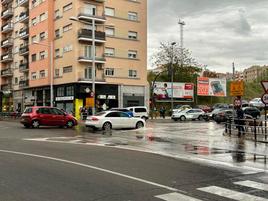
[78,8,106,23]
[18,11,29,23]
[19,28,29,39]
[1,53,13,63]
[1,0,12,5]
[19,45,29,56]
[19,63,29,72]
[1,8,13,19]
[1,38,13,48]
[19,79,29,88]
[1,68,13,77]
[78,29,106,43]
[1,83,12,91]
[78,53,106,64]
[17,0,28,7]
[1,22,13,33]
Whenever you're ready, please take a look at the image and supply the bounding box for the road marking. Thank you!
[234,180,268,191]
[0,149,178,192]
[198,186,268,201]
[155,192,203,201]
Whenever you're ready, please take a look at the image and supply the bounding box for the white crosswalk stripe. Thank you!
[155,192,203,201]
[234,180,268,192]
[197,186,268,201]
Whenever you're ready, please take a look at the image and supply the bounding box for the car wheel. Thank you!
[141,116,147,121]
[102,122,112,131]
[66,120,74,128]
[198,115,203,121]
[173,118,178,122]
[136,121,144,129]
[24,124,30,128]
[180,116,186,121]
[32,120,40,128]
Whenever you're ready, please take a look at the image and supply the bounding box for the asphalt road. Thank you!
[0,120,267,201]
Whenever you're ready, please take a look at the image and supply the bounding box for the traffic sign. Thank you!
[261,93,268,104]
[234,98,242,107]
[230,81,244,97]
[261,81,268,92]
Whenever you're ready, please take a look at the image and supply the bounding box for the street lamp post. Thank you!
[171,42,176,112]
[33,41,54,107]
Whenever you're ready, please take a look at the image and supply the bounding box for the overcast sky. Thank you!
[148,0,268,73]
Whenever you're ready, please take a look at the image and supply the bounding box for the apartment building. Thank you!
[243,65,268,83]
[0,0,148,115]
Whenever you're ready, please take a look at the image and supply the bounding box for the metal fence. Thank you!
[224,118,268,143]
[0,112,22,120]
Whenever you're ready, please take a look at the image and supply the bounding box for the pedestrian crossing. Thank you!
[155,180,268,201]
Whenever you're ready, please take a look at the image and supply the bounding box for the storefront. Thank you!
[1,91,13,112]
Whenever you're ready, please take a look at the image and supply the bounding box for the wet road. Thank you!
[0,120,267,200]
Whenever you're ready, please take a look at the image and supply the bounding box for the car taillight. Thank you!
[91,117,99,121]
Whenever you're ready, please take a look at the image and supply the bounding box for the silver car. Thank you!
[172,109,205,121]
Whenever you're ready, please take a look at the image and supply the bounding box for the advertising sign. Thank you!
[197,77,227,97]
[153,82,194,102]
[230,81,244,97]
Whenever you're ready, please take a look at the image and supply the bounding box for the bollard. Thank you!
[254,118,257,141]
[228,118,232,135]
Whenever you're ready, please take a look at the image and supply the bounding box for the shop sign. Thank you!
[98,95,106,99]
[107,95,116,99]
[55,96,74,101]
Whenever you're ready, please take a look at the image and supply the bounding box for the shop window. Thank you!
[57,87,64,97]
[66,86,74,96]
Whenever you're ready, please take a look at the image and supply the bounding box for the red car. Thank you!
[20,106,78,128]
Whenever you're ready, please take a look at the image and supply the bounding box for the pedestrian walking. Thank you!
[160,106,166,119]
[235,106,245,137]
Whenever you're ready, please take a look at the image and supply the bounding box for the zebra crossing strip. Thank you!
[155,192,203,201]
[198,186,268,201]
[234,180,268,192]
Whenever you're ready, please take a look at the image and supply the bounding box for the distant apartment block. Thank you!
[243,65,268,83]
[0,0,148,114]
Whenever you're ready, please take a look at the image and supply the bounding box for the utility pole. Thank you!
[232,62,235,81]
[178,19,185,68]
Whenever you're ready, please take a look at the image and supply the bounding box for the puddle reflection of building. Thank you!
[232,139,246,163]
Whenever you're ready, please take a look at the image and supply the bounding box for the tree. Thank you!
[151,42,202,83]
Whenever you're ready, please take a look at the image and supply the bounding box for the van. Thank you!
[126,106,149,120]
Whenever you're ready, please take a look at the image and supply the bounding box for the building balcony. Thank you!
[1,37,13,48]
[1,0,12,5]
[18,11,29,23]
[1,22,13,33]
[1,68,12,77]
[78,29,106,43]
[1,83,12,91]
[1,8,13,19]
[19,79,29,88]
[19,62,29,72]
[19,28,29,40]
[1,53,13,63]
[78,8,106,23]
[77,72,105,83]
[78,54,106,64]
[19,45,29,56]
[17,0,28,7]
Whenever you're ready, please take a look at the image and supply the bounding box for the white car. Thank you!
[85,111,145,130]
[126,106,149,120]
[249,98,264,108]
[172,109,205,121]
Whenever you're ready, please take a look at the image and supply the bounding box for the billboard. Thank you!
[153,82,194,102]
[197,77,227,97]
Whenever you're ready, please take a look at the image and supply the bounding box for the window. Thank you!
[105,7,115,16]
[55,29,60,38]
[84,67,92,79]
[63,44,73,53]
[39,32,45,41]
[31,72,37,80]
[128,31,137,39]
[66,86,74,96]
[54,9,60,19]
[63,66,72,73]
[15,77,18,84]
[55,69,60,77]
[57,87,64,97]
[105,48,115,56]
[63,24,72,32]
[40,51,45,60]
[39,70,45,78]
[128,12,138,21]
[55,49,60,58]
[106,112,120,117]
[105,68,114,76]
[105,27,115,36]
[128,50,137,59]
[32,17,37,26]
[129,70,137,78]
[40,12,46,22]
[31,35,37,43]
[31,54,37,62]
[63,3,72,12]
[84,45,92,58]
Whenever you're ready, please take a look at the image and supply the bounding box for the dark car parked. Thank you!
[242,107,261,119]
[214,109,234,123]
[20,106,78,128]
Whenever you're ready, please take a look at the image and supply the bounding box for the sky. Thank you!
[148,0,268,73]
